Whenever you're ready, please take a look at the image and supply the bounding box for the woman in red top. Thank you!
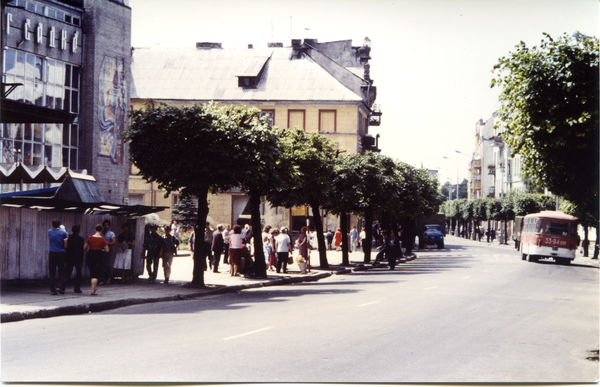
[84,224,109,295]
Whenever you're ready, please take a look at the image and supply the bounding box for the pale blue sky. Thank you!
[130,0,598,184]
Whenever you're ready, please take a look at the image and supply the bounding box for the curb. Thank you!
[1,271,339,324]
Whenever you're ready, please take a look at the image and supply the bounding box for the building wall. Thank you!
[80,0,131,204]
[1,0,131,204]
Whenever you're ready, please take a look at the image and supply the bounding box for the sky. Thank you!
[129,0,598,185]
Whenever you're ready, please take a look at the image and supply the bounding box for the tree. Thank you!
[492,32,599,226]
[218,106,284,278]
[126,103,241,286]
[268,129,337,269]
[171,195,198,229]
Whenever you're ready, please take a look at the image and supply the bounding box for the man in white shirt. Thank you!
[274,228,292,273]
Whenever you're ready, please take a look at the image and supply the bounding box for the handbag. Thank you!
[287,255,294,265]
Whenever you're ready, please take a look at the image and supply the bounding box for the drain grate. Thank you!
[586,350,599,361]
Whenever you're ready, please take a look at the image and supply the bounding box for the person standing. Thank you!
[222,224,231,264]
[298,226,310,272]
[171,219,180,255]
[202,222,214,271]
[227,224,251,277]
[326,230,334,251]
[334,228,342,251]
[48,219,68,295]
[113,223,135,284]
[63,224,84,293]
[275,227,292,273]
[211,224,224,273]
[162,225,178,284]
[359,227,367,253]
[143,225,164,283]
[84,224,109,296]
[349,226,359,253]
[100,220,117,285]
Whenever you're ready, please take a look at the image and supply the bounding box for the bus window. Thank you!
[545,220,569,236]
[535,219,544,233]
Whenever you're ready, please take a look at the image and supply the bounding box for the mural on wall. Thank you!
[98,56,127,165]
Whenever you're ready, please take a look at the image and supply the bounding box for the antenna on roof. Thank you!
[305,28,310,38]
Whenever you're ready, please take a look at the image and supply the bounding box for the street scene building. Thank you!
[129,37,381,229]
[467,112,524,199]
[1,0,131,203]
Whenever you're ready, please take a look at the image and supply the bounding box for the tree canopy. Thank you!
[491,32,599,223]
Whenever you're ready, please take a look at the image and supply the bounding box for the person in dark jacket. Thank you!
[211,224,224,273]
[63,224,84,293]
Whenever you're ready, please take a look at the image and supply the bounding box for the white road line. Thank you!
[223,327,272,340]
[424,286,438,290]
[358,300,382,307]
[462,276,471,279]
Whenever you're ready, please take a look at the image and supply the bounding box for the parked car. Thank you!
[421,224,445,249]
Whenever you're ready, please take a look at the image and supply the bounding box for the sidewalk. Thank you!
[0,250,367,323]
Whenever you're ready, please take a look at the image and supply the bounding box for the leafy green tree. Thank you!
[219,105,284,278]
[492,32,599,225]
[126,103,238,286]
[268,129,337,268]
[458,179,469,199]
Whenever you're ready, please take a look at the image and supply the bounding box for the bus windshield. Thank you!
[544,220,570,236]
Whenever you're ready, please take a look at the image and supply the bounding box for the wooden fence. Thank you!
[1,207,146,281]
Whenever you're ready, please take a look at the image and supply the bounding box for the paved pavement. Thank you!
[0,249,367,323]
[2,237,597,323]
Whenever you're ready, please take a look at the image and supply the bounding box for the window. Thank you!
[260,110,275,127]
[1,48,80,169]
[288,110,305,130]
[319,110,336,133]
[238,77,256,88]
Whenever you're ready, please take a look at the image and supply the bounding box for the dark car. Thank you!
[422,224,444,249]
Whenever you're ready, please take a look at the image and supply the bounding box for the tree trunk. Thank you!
[191,187,209,286]
[503,219,508,244]
[594,226,599,260]
[403,218,416,256]
[341,210,349,266]
[472,219,477,240]
[583,223,589,257]
[363,207,374,263]
[311,200,328,269]
[250,191,266,278]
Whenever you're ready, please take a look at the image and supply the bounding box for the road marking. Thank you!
[223,327,272,340]
[358,300,382,307]
[483,270,489,272]
[462,276,471,279]
[424,286,438,290]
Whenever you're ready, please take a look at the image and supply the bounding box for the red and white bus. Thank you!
[520,211,580,265]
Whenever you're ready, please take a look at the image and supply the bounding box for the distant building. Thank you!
[1,0,131,204]
[129,38,381,230]
[470,112,524,199]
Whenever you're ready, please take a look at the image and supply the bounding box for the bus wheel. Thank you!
[528,255,539,263]
[522,253,527,261]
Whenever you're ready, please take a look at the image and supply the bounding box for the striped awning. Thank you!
[0,163,89,185]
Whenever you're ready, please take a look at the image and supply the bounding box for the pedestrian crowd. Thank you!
[47,218,135,296]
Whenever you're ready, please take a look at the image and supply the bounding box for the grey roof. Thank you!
[131,47,364,103]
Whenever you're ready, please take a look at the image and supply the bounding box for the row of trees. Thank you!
[441,192,556,241]
[441,191,597,258]
[125,103,442,286]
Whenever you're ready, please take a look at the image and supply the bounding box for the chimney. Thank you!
[291,39,301,49]
[248,44,253,49]
[196,42,222,49]
[268,42,283,48]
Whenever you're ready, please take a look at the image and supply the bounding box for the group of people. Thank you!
[47,219,135,296]
[188,223,308,276]
[325,226,367,252]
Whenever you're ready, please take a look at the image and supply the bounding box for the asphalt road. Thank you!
[2,238,598,383]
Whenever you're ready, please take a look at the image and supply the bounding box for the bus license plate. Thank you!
[552,247,558,251]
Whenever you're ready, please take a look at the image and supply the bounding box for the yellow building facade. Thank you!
[128,38,379,230]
